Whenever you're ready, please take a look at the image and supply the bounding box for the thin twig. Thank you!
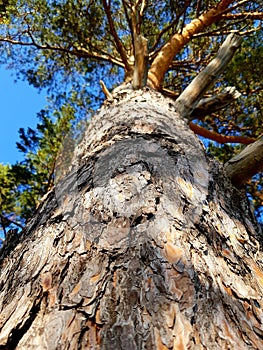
[150,0,191,55]
[100,80,114,101]
[0,35,125,67]
[121,0,134,45]
[222,12,263,20]
[194,25,261,38]
[220,0,251,15]
[102,0,132,73]
[0,213,24,230]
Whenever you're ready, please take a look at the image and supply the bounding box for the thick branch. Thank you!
[148,0,235,90]
[225,136,263,187]
[175,33,242,119]
[129,1,149,88]
[189,87,241,120]
[189,123,256,144]
[132,35,148,89]
[162,86,240,117]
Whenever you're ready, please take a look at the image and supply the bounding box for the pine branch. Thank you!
[0,213,24,230]
[194,24,262,38]
[102,0,132,75]
[149,17,180,55]
[128,1,149,88]
[189,87,241,120]
[148,0,236,90]
[77,45,125,66]
[150,0,191,55]
[100,80,114,101]
[133,0,147,34]
[225,136,263,187]
[221,0,254,15]
[175,33,242,119]
[0,35,125,68]
[222,12,263,20]
[132,34,149,89]
[189,122,256,144]
[121,0,134,44]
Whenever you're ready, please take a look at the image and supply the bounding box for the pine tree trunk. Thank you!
[0,87,263,349]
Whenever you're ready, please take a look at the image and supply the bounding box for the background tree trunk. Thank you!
[0,87,263,349]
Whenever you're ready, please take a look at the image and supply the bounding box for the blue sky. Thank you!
[0,66,47,164]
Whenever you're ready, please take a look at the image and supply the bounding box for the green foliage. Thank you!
[0,0,123,105]
[0,163,20,238]
[2,1,260,96]
[0,104,80,235]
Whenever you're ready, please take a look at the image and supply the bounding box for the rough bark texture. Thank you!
[0,88,263,350]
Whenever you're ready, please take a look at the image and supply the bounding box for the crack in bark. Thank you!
[3,299,42,350]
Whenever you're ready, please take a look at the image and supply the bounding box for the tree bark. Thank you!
[132,34,148,90]
[225,135,263,187]
[0,87,263,350]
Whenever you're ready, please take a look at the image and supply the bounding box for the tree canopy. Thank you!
[0,0,262,238]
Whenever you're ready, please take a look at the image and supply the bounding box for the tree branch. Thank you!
[175,33,242,119]
[150,0,191,55]
[189,86,241,120]
[0,35,125,67]
[75,46,125,67]
[0,216,7,239]
[129,1,149,88]
[162,85,240,113]
[102,0,132,75]
[133,0,147,34]
[222,12,263,20]
[121,0,134,44]
[188,87,256,145]
[189,122,256,144]
[225,136,263,187]
[149,17,180,55]
[193,23,262,38]
[100,80,114,101]
[132,34,148,89]
[196,0,202,17]
[220,0,253,15]
[148,0,235,90]
[0,213,24,230]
